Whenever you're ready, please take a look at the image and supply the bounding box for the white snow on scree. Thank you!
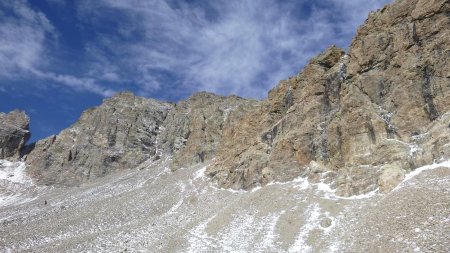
[1,159,449,252]
[0,160,37,207]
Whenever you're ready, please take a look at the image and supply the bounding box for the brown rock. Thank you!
[378,164,406,193]
[206,0,450,196]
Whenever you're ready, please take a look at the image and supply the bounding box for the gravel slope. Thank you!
[1,158,449,252]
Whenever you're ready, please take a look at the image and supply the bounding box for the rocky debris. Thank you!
[159,92,257,171]
[0,110,30,160]
[24,92,173,186]
[1,151,449,252]
[207,0,450,195]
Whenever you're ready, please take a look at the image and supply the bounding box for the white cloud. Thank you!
[0,0,392,99]
[78,0,392,99]
[0,0,115,97]
[0,1,53,77]
[31,69,116,97]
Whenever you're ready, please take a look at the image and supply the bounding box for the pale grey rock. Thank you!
[25,92,172,186]
[159,92,257,170]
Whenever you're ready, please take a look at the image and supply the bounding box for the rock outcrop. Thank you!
[0,110,30,160]
[207,0,450,196]
[22,92,253,186]
[159,92,257,170]
[24,92,173,186]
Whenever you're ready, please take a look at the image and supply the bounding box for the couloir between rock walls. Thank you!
[1,0,450,197]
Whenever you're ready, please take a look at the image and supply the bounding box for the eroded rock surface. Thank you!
[0,110,30,160]
[207,0,450,195]
[24,92,173,186]
[22,92,253,186]
[159,92,257,170]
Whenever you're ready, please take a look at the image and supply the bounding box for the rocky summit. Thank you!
[1,0,450,252]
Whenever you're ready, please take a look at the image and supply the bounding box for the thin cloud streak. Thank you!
[0,0,392,99]
[79,0,392,99]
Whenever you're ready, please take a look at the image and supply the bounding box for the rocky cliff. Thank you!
[207,0,450,196]
[24,92,173,186]
[159,92,257,170]
[2,0,449,196]
[0,110,30,160]
[20,92,252,186]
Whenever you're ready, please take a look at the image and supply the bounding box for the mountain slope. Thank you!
[1,0,450,251]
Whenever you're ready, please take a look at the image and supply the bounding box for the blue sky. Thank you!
[1,0,392,142]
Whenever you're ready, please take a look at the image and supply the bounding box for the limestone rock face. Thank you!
[23,91,254,186]
[207,0,450,195]
[159,92,257,170]
[0,110,30,160]
[25,92,173,186]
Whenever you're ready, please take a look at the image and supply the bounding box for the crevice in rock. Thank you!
[323,79,332,115]
[421,65,439,121]
[336,126,343,158]
[123,124,132,146]
[365,120,377,144]
[107,122,118,147]
[412,22,422,46]
[284,87,293,113]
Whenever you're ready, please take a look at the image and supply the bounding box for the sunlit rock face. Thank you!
[207,0,450,196]
[0,110,30,160]
[24,92,173,186]
[22,91,254,187]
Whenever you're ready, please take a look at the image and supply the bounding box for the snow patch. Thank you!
[314,180,379,200]
[292,176,310,190]
[0,160,37,207]
[0,160,32,185]
[251,186,262,193]
[187,216,219,252]
[193,166,207,180]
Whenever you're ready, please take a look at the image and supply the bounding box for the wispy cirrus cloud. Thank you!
[0,0,392,100]
[0,1,53,77]
[0,0,115,97]
[76,0,392,99]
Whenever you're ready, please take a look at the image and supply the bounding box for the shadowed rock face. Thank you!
[5,0,450,196]
[0,110,30,160]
